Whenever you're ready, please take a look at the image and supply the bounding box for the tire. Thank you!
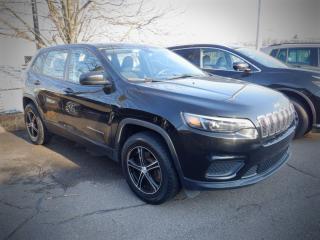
[290,98,310,138]
[24,103,51,145]
[121,131,180,204]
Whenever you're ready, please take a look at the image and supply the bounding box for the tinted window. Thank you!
[287,48,317,66]
[270,49,278,57]
[174,49,200,66]
[43,50,68,79]
[201,48,247,71]
[32,53,46,74]
[68,49,104,83]
[276,48,287,63]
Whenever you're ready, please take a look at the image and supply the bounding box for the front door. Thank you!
[59,48,115,146]
[199,48,257,83]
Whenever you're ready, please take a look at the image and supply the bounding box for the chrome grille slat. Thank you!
[257,104,295,138]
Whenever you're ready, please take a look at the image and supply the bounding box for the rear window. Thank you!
[42,50,68,79]
[287,48,318,66]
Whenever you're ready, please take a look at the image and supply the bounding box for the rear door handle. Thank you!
[33,80,41,85]
[63,88,74,94]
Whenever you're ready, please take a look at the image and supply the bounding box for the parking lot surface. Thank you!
[0,128,319,240]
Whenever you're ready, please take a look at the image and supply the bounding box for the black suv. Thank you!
[169,44,320,138]
[23,44,295,204]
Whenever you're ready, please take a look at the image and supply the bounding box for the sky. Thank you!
[143,0,320,47]
[1,0,319,66]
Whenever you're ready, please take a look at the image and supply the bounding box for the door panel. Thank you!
[60,48,114,146]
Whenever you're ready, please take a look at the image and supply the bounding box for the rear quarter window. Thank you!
[32,53,46,74]
[174,48,200,66]
[270,49,278,57]
[287,48,318,66]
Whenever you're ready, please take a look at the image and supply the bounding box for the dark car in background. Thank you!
[169,44,320,138]
[23,43,295,204]
[262,43,320,71]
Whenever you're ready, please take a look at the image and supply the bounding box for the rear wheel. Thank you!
[24,103,51,145]
[290,98,310,138]
[121,132,180,204]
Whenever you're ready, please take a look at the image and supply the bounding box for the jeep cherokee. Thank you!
[23,44,296,204]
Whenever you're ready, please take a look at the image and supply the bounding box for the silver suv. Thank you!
[262,43,320,71]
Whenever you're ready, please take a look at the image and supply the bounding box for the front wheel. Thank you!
[121,132,180,204]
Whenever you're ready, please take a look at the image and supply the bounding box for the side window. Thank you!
[276,48,287,63]
[32,53,46,74]
[68,49,104,83]
[270,49,278,57]
[108,50,142,79]
[287,48,317,66]
[174,49,200,66]
[201,48,246,71]
[43,50,68,79]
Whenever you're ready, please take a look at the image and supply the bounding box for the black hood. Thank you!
[133,76,291,121]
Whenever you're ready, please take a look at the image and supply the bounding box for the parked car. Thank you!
[261,43,320,71]
[23,43,295,204]
[169,44,320,138]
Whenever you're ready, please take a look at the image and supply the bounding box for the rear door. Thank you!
[36,49,69,128]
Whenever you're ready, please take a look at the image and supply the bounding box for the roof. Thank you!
[168,44,233,50]
[267,42,320,47]
[39,43,158,51]
[167,43,250,51]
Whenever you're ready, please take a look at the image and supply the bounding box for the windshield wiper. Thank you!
[128,77,162,83]
[168,74,200,80]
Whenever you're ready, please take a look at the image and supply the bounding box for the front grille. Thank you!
[241,147,289,179]
[206,160,244,180]
[257,148,288,173]
[257,103,295,138]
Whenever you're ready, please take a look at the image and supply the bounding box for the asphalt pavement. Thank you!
[0,128,319,240]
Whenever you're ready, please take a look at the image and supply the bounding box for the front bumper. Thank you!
[174,125,295,190]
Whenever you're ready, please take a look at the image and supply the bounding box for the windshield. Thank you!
[237,48,288,68]
[100,47,205,81]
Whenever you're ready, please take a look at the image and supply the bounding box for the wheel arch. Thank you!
[277,88,316,124]
[23,94,45,120]
[114,118,184,183]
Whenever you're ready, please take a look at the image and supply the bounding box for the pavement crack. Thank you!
[3,214,35,240]
[2,195,45,240]
[0,199,32,210]
[43,203,146,225]
[286,163,320,180]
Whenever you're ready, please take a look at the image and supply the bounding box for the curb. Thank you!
[0,112,25,131]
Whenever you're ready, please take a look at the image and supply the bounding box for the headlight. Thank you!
[182,113,258,139]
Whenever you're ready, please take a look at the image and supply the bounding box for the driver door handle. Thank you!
[63,88,74,94]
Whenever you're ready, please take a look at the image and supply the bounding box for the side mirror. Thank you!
[79,72,112,86]
[233,62,251,73]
